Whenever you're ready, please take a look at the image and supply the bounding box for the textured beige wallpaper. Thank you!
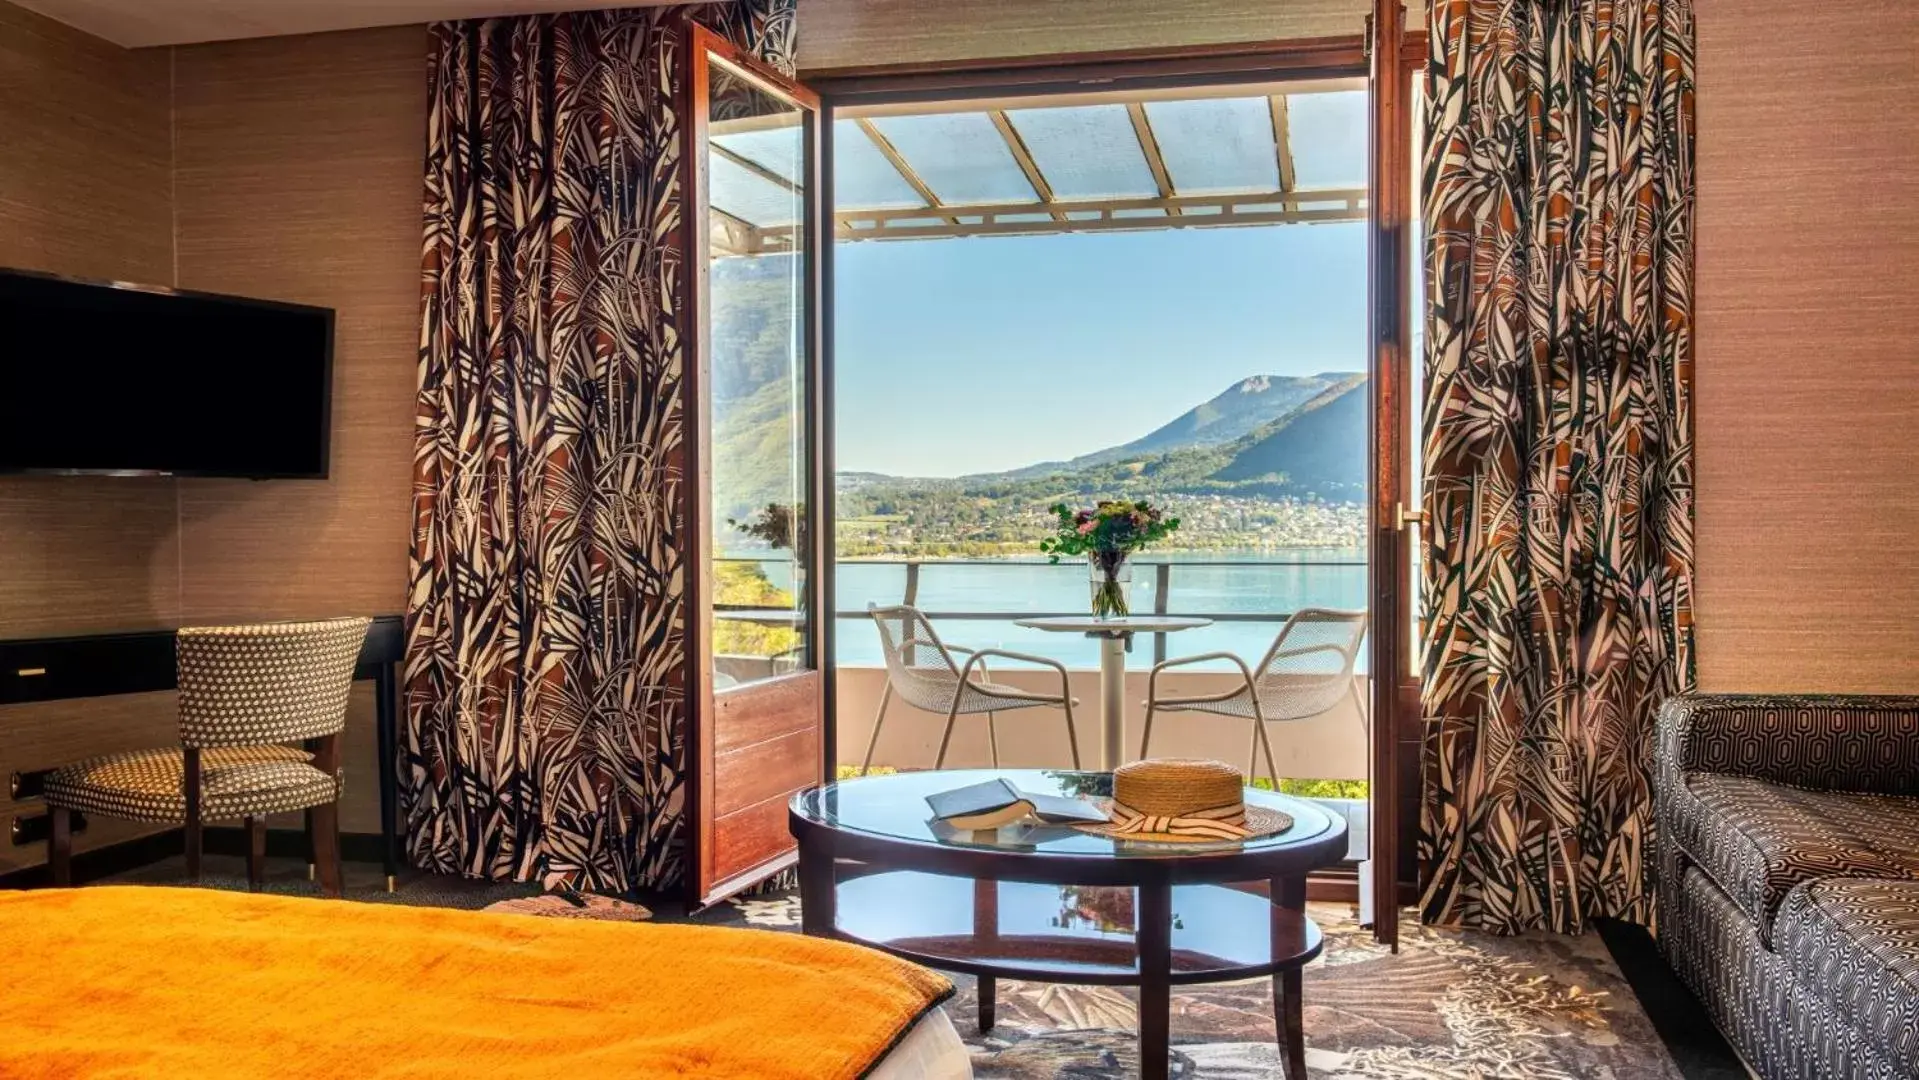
[171,27,425,630]
[171,27,429,832]
[0,0,181,867]
[795,0,1403,73]
[1693,0,1919,692]
[0,1,178,640]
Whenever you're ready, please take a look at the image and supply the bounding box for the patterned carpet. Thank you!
[109,856,1685,1079]
[696,892,1684,1080]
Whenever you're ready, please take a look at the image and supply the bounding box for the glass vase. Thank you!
[1088,551,1133,620]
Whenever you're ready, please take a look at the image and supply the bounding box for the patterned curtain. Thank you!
[405,1,796,896]
[1418,0,1696,934]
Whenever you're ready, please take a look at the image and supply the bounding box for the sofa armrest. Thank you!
[1656,694,1919,796]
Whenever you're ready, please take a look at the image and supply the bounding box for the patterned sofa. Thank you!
[1656,695,1919,1079]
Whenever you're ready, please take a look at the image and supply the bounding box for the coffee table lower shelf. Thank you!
[822,870,1321,1078]
[831,870,1322,984]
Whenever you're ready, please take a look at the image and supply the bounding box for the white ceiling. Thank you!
[15,0,678,47]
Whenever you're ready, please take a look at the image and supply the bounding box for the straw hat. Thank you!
[1076,759,1293,845]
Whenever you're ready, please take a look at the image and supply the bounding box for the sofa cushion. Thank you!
[1775,878,1919,1076]
[1671,773,1919,943]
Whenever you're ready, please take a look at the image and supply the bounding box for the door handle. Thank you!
[1396,503,1425,529]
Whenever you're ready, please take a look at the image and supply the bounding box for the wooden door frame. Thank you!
[1365,0,1413,951]
[682,22,827,906]
[1365,3,1433,948]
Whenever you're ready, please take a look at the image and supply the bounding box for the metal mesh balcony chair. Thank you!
[1140,608,1368,784]
[861,604,1082,773]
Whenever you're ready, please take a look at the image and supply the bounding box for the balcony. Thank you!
[719,555,1374,860]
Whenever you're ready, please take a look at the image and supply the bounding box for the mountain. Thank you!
[998,372,1356,480]
[1126,373,1355,455]
[1210,374,1368,495]
[835,373,1371,555]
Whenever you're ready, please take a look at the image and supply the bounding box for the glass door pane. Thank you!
[705,56,811,690]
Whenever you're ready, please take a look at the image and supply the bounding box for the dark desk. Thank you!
[2,615,406,887]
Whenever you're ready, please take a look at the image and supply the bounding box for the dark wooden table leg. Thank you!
[1138,880,1173,1080]
[374,664,399,893]
[798,840,836,937]
[971,876,1001,1032]
[1273,875,1308,1080]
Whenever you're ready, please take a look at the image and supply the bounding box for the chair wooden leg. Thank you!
[985,712,1000,769]
[48,806,72,887]
[304,807,316,881]
[860,683,893,776]
[245,816,266,891]
[310,802,343,898]
[934,700,964,769]
[183,747,203,883]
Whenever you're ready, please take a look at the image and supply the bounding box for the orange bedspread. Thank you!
[0,886,951,1079]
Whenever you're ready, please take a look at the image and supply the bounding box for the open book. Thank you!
[925,777,1109,831]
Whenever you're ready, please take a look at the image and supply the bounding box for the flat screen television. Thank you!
[0,268,334,478]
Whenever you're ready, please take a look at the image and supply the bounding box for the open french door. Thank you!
[683,24,829,907]
[1366,0,1419,950]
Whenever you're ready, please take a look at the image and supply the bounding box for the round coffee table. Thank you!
[789,768,1347,1080]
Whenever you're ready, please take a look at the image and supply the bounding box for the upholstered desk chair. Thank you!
[1140,608,1368,785]
[43,617,372,896]
[862,604,1081,773]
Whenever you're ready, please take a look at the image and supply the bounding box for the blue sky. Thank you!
[833,222,1368,477]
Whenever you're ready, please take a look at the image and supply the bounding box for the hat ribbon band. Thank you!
[1107,799,1251,841]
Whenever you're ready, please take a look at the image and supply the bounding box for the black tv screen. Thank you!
[0,269,334,478]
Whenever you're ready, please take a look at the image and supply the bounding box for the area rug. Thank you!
[699,894,1683,1080]
[482,892,653,920]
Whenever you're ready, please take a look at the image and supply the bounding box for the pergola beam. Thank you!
[837,205,1358,242]
[841,187,1364,225]
[987,110,1064,223]
[836,187,1365,242]
[1126,103,1181,218]
[1269,95,1297,193]
[853,118,959,226]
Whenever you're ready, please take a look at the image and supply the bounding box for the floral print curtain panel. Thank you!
[1418,0,1696,934]
[405,1,795,895]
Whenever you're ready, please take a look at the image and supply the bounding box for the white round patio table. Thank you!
[1014,615,1213,771]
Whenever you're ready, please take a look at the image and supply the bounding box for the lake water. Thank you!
[829,548,1368,671]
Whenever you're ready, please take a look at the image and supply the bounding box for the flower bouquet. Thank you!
[1039,500,1180,619]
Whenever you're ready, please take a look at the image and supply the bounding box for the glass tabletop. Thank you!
[792,769,1341,858]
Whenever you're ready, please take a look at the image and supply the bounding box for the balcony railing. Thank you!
[834,556,1366,665]
[719,554,1370,669]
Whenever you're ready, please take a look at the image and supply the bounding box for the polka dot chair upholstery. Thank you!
[43,617,372,894]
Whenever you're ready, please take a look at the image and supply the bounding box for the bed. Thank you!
[0,886,969,1079]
